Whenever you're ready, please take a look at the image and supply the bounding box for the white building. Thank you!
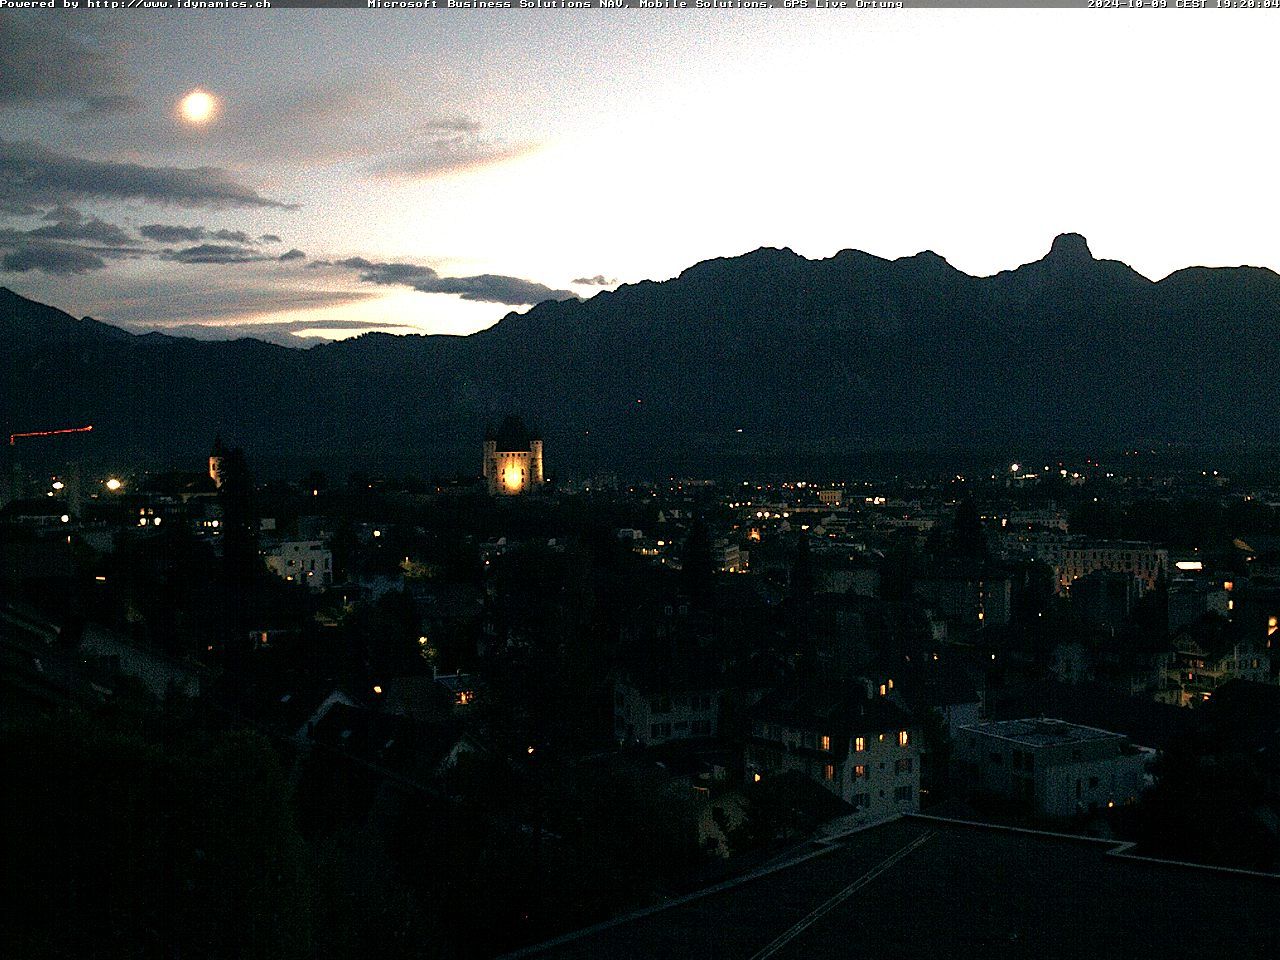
[263,540,333,591]
[746,687,921,822]
[613,677,722,746]
[955,718,1148,819]
[713,539,743,573]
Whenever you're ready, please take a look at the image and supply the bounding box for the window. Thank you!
[855,737,865,752]
[896,758,913,774]
[823,764,835,782]
[898,730,910,747]
[894,785,913,802]
[854,764,867,779]
[821,735,831,752]
[1089,776,1099,789]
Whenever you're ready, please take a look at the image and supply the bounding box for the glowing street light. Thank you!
[104,478,123,491]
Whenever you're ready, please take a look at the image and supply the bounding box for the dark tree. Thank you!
[680,516,715,608]
[949,493,987,560]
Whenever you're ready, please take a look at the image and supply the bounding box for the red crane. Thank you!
[9,425,94,446]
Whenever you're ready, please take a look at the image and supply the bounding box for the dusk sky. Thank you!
[2,10,1277,344]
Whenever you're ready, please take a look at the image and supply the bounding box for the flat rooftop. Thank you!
[507,816,1277,960]
[960,718,1123,749]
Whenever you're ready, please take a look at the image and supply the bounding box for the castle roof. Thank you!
[485,415,539,452]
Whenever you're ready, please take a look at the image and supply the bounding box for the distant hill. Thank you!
[4,234,1280,476]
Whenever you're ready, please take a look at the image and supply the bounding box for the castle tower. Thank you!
[530,438,544,487]
[483,416,544,496]
[209,434,229,490]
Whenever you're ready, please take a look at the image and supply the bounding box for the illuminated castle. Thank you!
[483,416,544,496]
[209,434,229,489]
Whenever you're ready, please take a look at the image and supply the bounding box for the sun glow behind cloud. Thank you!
[178,89,219,125]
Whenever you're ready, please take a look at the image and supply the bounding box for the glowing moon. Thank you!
[178,89,218,125]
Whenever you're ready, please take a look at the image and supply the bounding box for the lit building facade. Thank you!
[482,416,544,496]
[263,540,333,591]
[1157,628,1270,707]
[746,687,921,822]
[1027,538,1168,595]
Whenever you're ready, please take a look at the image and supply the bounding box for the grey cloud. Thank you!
[430,274,579,305]
[73,94,143,118]
[99,286,380,324]
[422,116,483,135]
[211,229,254,244]
[140,224,207,243]
[0,216,144,274]
[0,139,296,210]
[376,141,537,180]
[278,248,306,262]
[573,275,617,286]
[139,224,270,245]
[41,206,83,223]
[374,115,538,180]
[146,317,418,347]
[1,241,106,275]
[339,257,577,306]
[167,244,266,265]
[346,261,433,284]
[0,16,136,115]
[259,234,282,244]
[27,215,133,247]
